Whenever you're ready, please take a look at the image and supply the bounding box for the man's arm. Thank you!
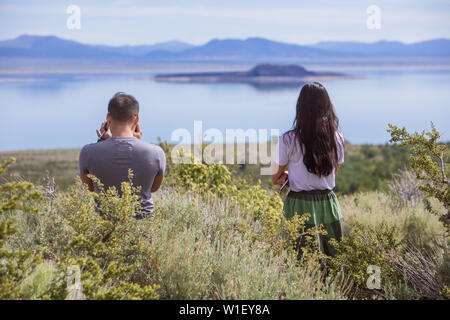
[151,175,164,193]
[79,144,94,192]
[151,146,166,193]
[80,173,94,192]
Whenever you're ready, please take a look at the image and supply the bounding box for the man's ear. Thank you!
[133,114,139,127]
[106,113,112,124]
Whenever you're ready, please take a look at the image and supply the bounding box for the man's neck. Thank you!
[111,125,134,138]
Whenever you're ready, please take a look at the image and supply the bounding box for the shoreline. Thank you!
[2,58,450,77]
[151,74,360,84]
[3,63,450,84]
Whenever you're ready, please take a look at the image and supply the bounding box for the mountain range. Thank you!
[1,34,449,62]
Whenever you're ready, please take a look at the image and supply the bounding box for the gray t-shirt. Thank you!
[79,137,166,217]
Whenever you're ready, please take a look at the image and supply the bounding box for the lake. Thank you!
[0,67,449,151]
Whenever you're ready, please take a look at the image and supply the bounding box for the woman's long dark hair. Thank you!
[290,82,341,177]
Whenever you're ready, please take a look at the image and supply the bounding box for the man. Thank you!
[79,92,166,219]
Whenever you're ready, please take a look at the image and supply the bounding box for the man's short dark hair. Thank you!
[108,92,139,123]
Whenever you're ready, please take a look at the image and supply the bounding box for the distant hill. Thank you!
[0,35,193,59]
[93,40,194,56]
[154,63,350,84]
[0,35,123,59]
[0,34,449,64]
[146,37,343,60]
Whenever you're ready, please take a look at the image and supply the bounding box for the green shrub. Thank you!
[5,161,341,300]
[42,173,159,299]
[146,190,343,299]
[340,191,446,254]
[172,161,234,197]
[19,262,57,299]
[337,191,449,299]
[7,153,447,300]
[328,223,403,299]
[168,160,328,268]
[441,285,450,299]
[388,123,450,226]
[0,158,42,299]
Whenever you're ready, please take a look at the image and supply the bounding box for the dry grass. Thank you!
[0,148,80,189]
[388,170,424,208]
[390,242,446,299]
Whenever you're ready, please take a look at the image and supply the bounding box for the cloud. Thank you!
[0,1,449,45]
[3,3,446,27]
[82,6,361,24]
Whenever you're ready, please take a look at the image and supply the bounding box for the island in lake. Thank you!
[153,64,356,84]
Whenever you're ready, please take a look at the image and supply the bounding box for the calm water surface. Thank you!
[0,68,449,151]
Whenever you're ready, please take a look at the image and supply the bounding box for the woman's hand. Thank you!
[272,164,288,186]
[96,121,112,140]
[275,172,288,186]
[335,163,340,175]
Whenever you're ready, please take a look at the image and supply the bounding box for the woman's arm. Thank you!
[272,164,288,187]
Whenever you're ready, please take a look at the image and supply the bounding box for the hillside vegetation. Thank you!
[0,132,449,300]
[0,141,423,194]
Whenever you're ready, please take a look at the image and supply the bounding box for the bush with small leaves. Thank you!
[388,123,450,226]
[146,189,344,299]
[41,171,159,300]
[170,160,327,267]
[328,223,404,299]
[0,158,42,299]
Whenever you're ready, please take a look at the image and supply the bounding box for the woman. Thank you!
[272,82,344,257]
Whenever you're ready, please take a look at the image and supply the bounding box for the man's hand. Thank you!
[133,123,143,139]
[96,121,112,140]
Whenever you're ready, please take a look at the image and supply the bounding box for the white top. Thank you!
[274,131,344,191]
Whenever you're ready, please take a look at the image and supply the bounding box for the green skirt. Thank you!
[283,189,343,257]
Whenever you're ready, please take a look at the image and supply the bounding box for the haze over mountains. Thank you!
[1,35,450,62]
[311,39,450,57]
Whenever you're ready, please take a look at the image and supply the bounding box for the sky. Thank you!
[0,0,449,46]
